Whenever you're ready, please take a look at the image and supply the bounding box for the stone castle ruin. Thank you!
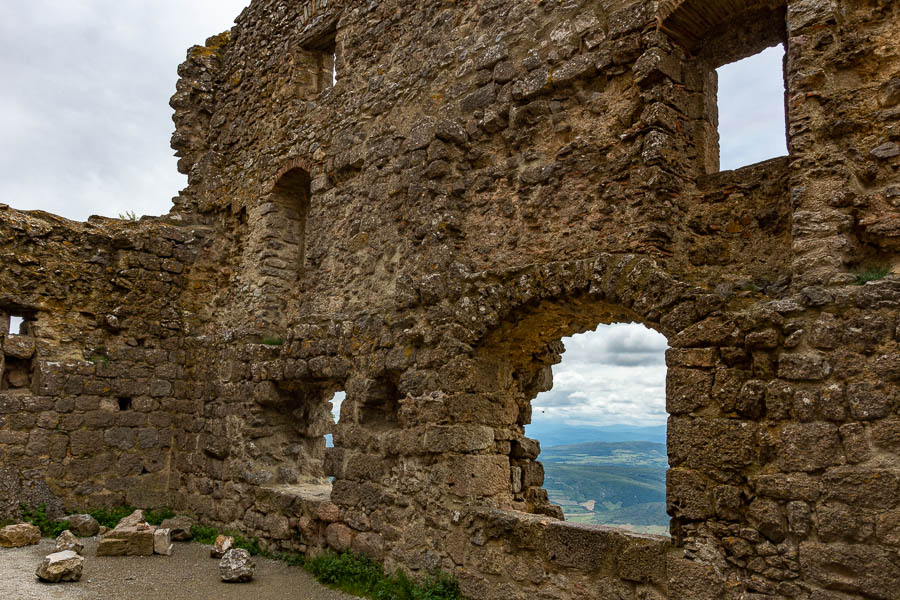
[1,0,898,598]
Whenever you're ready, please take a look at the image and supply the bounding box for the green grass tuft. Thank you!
[305,552,461,600]
[88,506,137,529]
[854,265,891,285]
[188,523,260,555]
[189,523,219,544]
[20,504,68,538]
[145,508,176,526]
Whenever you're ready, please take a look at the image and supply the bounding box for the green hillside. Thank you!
[539,441,669,534]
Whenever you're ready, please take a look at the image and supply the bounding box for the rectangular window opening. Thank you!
[716,44,788,171]
[302,25,338,93]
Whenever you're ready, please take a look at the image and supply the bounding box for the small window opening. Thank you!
[324,390,344,448]
[303,26,338,93]
[526,323,670,535]
[716,44,788,171]
[117,397,132,411]
[9,316,25,335]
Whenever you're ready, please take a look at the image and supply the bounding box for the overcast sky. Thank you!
[532,324,669,428]
[1,4,785,429]
[0,0,249,222]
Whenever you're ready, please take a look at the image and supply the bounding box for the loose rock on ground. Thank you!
[219,548,255,583]
[35,550,84,583]
[0,523,41,548]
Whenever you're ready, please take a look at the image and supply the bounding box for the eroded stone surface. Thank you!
[219,548,254,583]
[55,530,84,554]
[0,524,41,548]
[35,550,84,583]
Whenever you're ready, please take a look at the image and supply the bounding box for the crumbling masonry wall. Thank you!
[1,1,899,599]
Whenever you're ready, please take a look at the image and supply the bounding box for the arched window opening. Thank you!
[267,168,310,280]
[526,323,670,535]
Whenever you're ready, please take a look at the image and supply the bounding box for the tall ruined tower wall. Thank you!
[1,1,899,598]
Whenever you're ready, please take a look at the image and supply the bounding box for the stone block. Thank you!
[778,353,832,380]
[777,423,842,472]
[446,455,509,497]
[97,526,154,556]
[800,542,898,600]
[56,530,84,554]
[616,537,670,584]
[326,523,353,552]
[351,531,384,560]
[202,533,232,558]
[219,548,254,582]
[154,527,173,555]
[667,555,725,600]
[667,468,710,520]
[423,425,494,453]
[822,468,900,509]
[544,521,625,573]
[0,523,41,547]
[666,368,712,414]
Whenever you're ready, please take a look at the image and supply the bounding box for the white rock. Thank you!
[35,550,84,582]
[219,548,254,582]
[153,528,173,556]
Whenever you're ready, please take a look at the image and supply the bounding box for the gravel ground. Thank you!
[0,537,360,600]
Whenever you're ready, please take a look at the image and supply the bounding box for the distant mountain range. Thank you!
[524,422,667,448]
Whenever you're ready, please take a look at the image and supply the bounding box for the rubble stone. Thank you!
[0,523,41,548]
[35,550,84,583]
[211,535,234,559]
[219,548,254,583]
[63,514,100,537]
[55,530,84,554]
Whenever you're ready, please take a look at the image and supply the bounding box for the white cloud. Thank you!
[532,323,669,427]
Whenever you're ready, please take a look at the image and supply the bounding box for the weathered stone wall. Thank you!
[1,0,899,599]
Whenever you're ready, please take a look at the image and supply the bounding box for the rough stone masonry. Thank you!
[1,0,899,598]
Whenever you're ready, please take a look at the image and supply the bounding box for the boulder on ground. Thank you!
[154,528,173,556]
[63,514,99,537]
[55,530,84,554]
[0,523,41,548]
[219,548,254,583]
[160,515,193,541]
[97,526,154,556]
[211,534,234,558]
[35,550,84,582]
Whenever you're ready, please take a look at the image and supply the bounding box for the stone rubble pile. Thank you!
[96,509,173,557]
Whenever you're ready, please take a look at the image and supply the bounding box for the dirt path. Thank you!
[0,538,360,600]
